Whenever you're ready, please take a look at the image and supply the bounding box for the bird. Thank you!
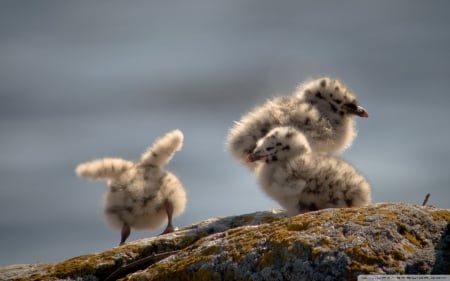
[227,77,368,168]
[247,126,371,216]
[75,129,187,245]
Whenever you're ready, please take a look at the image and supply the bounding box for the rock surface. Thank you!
[1,203,449,281]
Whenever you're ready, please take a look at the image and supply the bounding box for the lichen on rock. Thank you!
[1,203,449,281]
[124,203,450,281]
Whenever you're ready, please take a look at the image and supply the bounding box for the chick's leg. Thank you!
[120,223,131,245]
[160,200,175,235]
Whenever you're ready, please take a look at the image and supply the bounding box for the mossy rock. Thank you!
[0,209,286,281]
[1,204,449,281]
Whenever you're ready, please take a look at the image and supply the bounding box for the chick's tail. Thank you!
[75,158,133,181]
[140,129,184,168]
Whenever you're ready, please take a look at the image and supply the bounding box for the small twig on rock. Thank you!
[422,193,430,206]
[104,250,180,281]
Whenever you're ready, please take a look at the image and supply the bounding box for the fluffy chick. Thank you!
[227,77,368,168]
[75,129,187,245]
[248,126,371,215]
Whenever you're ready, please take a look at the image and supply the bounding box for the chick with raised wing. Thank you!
[76,129,187,245]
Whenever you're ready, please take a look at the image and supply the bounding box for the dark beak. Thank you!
[246,152,263,163]
[352,105,369,118]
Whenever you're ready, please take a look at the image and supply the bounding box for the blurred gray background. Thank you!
[1,1,449,265]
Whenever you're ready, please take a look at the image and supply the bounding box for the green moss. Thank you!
[22,204,448,281]
[40,238,196,280]
[431,209,450,222]
[403,231,422,247]
[258,251,274,268]
[128,204,448,280]
[310,248,324,261]
[127,219,296,280]
[347,259,378,274]
[345,242,408,276]
[232,214,256,226]
[127,245,220,281]
[262,214,282,224]
[346,247,381,266]
[50,255,97,278]
[195,267,221,281]
[287,220,310,231]
[402,243,415,253]
[391,249,406,261]
[14,274,58,281]
[53,244,143,276]
[201,245,221,256]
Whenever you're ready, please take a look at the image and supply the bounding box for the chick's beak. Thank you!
[246,152,263,163]
[355,105,369,118]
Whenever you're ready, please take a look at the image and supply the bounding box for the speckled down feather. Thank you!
[249,126,371,215]
[75,129,187,243]
[227,77,368,168]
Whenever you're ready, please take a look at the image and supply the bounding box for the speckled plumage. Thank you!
[227,77,368,168]
[248,126,371,215]
[76,129,187,245]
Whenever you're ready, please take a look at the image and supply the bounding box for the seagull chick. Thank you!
[75,129,187,245]
[227,77,368,168]
[247,126,371,215]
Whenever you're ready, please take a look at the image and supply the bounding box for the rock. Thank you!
[1,203,449,281]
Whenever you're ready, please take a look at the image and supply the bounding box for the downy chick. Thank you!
[76,129,187,245]
[248,126,371,215]
[227,77,368,168]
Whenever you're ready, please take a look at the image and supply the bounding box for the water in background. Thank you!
[1,1,449,265]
